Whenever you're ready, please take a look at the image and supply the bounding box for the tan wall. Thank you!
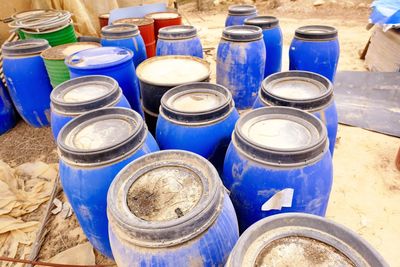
[0,0,32,43]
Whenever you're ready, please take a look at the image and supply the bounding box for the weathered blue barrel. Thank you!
[253,71,338,155]
[50,75,131,139]
[244,16,282,77]
[226,213,389,267]
[58,107,159,258]
[65,47,143,116]
[2,39,52,127]
[0,83,17,135]
[156,82,239,173]
[156,25,203,58]
[107,150,239,266]
[289,25,340,82]
[217,26,265,110]
[223,107,333,233]
[225,4,257,26]
[101,24,147,68]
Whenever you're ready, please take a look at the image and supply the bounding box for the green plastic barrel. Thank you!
[41,42,101,88]
[17,29,25,39]
[22,23,77,46]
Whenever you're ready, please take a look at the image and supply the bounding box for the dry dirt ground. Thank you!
[0,1,399,266]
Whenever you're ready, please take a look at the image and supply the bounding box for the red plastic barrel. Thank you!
[145,12,182,42]
[99,14,109,28]
[113,17,156,58]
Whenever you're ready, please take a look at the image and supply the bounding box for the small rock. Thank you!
[51,198,63,215]
[313,0,325,6]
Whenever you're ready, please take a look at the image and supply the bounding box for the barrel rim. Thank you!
[2,39,50,56]
[57,107,146,164]
[244,15,279,29]
[107,150,224,248]
[158,25,197,40]
[259,71,334,111]
[144,11,181,20]
[101,23,139,39]
[234,106,328,165]
[136,55,211,87]
[222,25,263,42]
[295,25,338,40]
[41,42,101,60]
[227,213,389,267]
[98,13,110,19]
[228,4,257,16]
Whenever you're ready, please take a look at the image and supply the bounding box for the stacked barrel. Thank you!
[0,5,389,267]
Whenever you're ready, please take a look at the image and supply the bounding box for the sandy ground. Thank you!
[0,1,399,266]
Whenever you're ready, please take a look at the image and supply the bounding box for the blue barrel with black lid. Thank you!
[156,25,203,58]
[253,71,338,155]
[101,24,147,68]
[156,82,239,174]
[245,16,282,78]
[289,25,340,82]
[58,107,159,258]
[217,25,265,110]
[65,47,143,116]
[225,4,257,26]
[50,75,131,139]
[2,39,52,127]
[107,150,239,266]
[223,107,333,233]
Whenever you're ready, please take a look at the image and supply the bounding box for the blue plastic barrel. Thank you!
[65,47,143,116]
[225,4,257,26]
[58,107,159,258]
[223,107,333,233]
[217,26,265,110]
[2,39,52,127]
[0,82,17,135]
[156,25,203,58]
[50,75,131,139]
[289,25,340,82]
[101,24,147,68]
[226,213,389,267]
[156,82,239,174]
[107,150,239,266]
[253,71,338,155]
[245,16,282,77]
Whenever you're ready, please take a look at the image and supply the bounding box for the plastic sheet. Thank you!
[370,0,400,31]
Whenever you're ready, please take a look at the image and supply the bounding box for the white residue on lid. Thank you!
[62,44,99,57]
[269,78,324,100]
[168,91,224,112]
[63,83,111,103]
[149,12,180,19]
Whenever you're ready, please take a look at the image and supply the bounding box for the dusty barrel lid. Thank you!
[113,17,154,26]
[260,71,334,111]
[51,75,122,114]
[57,107,146,164]
[234,107,328,166]
[41,42,101,60]
[145,11,181,20]
[158,25,197,40]
[295,25,338,40]
[228,4,257,16]
[2,39,50,56]
[160,82,234,124]
[227,213,388,267]
[244,16,279,29]
[136,55,210,86]
[107,150,224,247]
[222,25,263,42]
[101,24,139,38]
[65,47,133,70]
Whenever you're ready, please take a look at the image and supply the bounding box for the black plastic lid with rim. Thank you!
[244,16,279,29]
[107,150,224,248]
[51,76,121,114]
[222,25,262,42]
[101,23,139,38]
[2,39,50,56]
[234,107,328,165]
[295,25,338,40]
[160,82,234,123]
[260,71,334,111]
[57,107,146,165]
[158,25,197,40]
[228,4,257,16]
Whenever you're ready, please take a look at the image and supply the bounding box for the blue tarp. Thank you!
[370,0,400,31]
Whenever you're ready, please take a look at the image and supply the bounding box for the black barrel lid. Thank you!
[101,23,139,38]
[234,107,328,166]
[295,25,338,40]
[222,25,262,42]
[51,75,121,114]
[244,16,279,29]
[259,71,334,111]
[228,4,257,16]
[158,25,197,40]
[160,82,234,123]
[57,107,146,165]
[2,39,50,56]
